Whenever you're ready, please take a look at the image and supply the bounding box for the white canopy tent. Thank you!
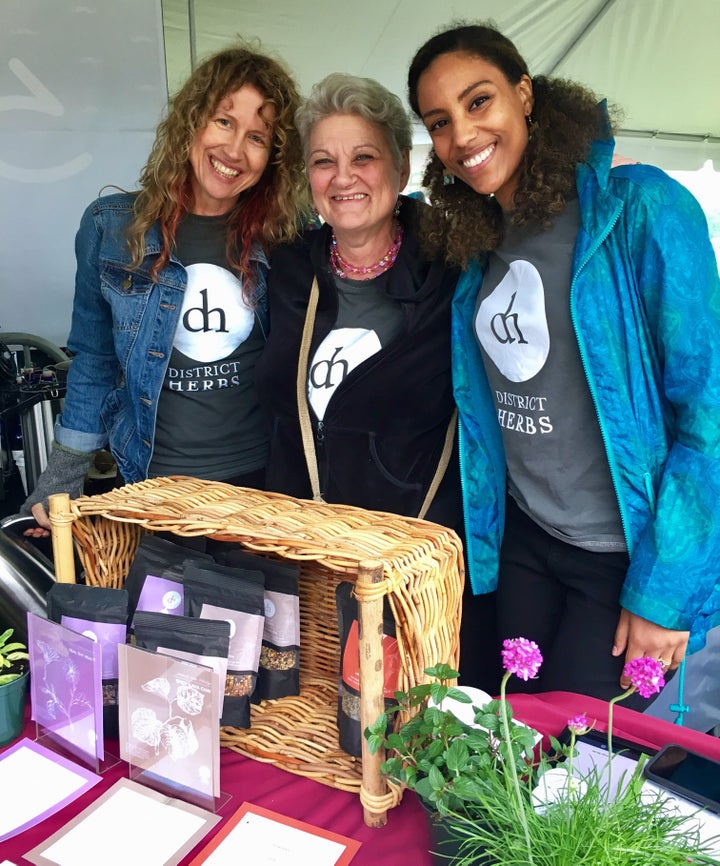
[1,0,717,343]
[162,0,720,172]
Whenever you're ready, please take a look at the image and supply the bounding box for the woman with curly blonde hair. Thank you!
[127,45,305,286]
[408,22,720,704]
[22,43,307,533]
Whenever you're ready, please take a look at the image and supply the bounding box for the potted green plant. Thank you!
[366,639,720,866]
[364,659,539,863]
[0,626,30,747]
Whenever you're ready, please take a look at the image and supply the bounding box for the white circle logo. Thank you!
[174,263,254,361]
[162,590,182,611]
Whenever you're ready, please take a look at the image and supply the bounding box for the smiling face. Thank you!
[188,84,275,216]
[307,112,409,243]
[416,51,533,211]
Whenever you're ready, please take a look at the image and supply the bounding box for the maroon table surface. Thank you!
[3,693,719,865]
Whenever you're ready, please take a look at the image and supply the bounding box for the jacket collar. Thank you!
[574,100,624,254]
[582,99,615,192]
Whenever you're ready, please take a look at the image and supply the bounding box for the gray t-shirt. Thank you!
[308,274,403,421]
[474,199,626,551]
[149,213,267,480]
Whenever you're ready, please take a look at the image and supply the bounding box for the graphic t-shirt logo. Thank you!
[173,262,253,362]
[476,259,549,382]
[309,327,381,419]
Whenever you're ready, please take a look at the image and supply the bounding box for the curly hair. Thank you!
[407,23,614,266]
[126,42,308,289]
[295,72,412,171]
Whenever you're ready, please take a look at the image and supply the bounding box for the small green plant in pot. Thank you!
[0,627,30,747]
[364,662,538,816]
[0,627,29,685]
[364,660,541,864]
[367,640,720,866]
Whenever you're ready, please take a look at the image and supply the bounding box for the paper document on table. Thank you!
[188,802,361,866]
[571,738,720,858]
[641,779,720,859]
[23,778,220,866]
[0,738,101,842]
[571,738,642,801]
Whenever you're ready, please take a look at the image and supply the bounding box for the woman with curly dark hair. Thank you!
[408,23,720,704]
[22,43,307,534]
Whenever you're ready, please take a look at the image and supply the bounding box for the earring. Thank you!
[526,113,534,141]
[394,197,401,217]
[443,170,455,186]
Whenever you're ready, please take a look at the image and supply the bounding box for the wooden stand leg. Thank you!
[48,493,77,584]
[357,559,387,828]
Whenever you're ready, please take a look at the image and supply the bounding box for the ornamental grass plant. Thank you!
[365,639,720,866]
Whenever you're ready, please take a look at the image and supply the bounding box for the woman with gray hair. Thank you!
[257,72,500,692]
[257,72,461,525]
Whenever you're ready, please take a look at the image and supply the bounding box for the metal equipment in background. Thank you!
[0,332,70,504]
[0,515,55,644]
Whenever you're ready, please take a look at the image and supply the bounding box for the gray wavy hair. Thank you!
[295,72,412,170]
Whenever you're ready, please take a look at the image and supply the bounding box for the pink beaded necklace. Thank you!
[330,220,403,279]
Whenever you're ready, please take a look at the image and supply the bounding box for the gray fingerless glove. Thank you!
[19,442,94,515]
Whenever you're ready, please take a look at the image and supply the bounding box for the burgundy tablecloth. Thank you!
[1,706,433,866]
[3,693,719,865]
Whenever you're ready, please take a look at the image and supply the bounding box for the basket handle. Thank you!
[49,493,77,584]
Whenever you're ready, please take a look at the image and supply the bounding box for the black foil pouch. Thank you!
[335,582,401,757]
[124,534,213,627]
[133,611,231,720]
[219,549,301,701]
[183,562,265,728]
[46,583,130,738]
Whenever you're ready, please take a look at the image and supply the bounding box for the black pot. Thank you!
[420,800,491,865]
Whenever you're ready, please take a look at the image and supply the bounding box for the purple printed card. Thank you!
[27,613,104,763]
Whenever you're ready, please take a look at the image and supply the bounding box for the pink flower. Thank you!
[567,714,593,736]
[501,637,543,681]
[622,657,666,699]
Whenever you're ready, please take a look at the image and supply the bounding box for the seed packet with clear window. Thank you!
[132,611,231,718]
[183,562,265,729]
[218,549,301,701]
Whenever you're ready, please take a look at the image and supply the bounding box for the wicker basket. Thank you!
[48,476,464,827]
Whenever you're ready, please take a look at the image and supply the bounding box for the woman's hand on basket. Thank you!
[19,442,94,538]
[23,503,51,537]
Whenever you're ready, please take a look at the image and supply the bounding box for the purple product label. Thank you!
[60,616,127,679]
[263,591,300,646]
[200,603,264,670]
[136,574,184,615]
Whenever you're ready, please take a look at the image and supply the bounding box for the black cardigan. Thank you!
[256,197,463,532]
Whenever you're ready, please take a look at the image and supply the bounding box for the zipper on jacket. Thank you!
[569,203,633,549]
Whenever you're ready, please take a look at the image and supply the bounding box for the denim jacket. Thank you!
[55,192,269,483]
[454,131,720,653]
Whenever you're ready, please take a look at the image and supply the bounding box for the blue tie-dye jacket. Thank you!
[452,129,720,654]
